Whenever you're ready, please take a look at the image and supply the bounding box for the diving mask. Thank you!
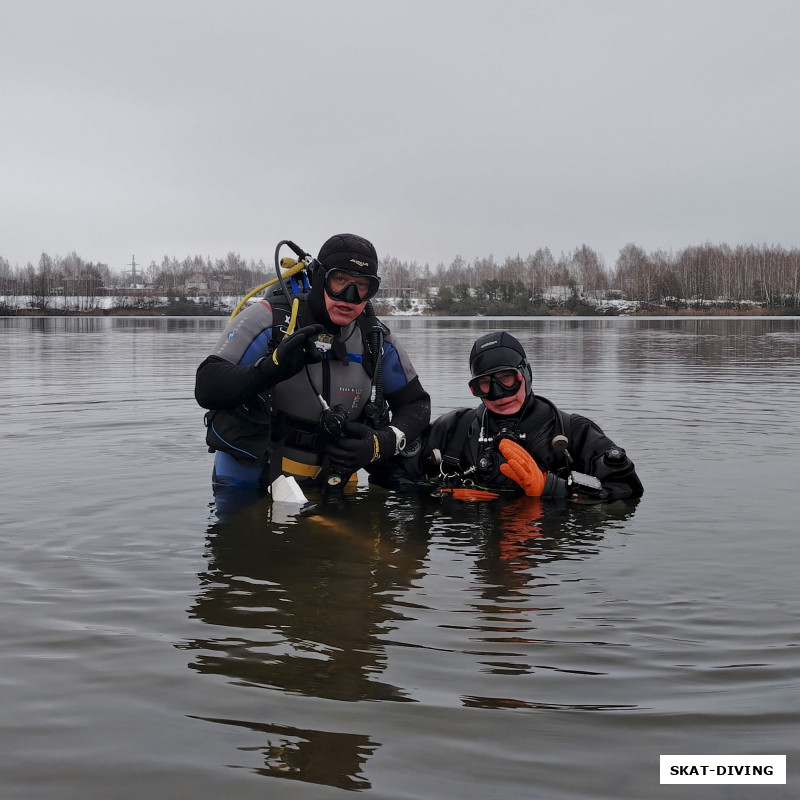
[468,369,523,400]
[324,268,381,303]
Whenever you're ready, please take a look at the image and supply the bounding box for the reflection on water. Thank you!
[181,488,639,789]
[189,715,378,791]
[188,498,427,704]
[183,494,430,789]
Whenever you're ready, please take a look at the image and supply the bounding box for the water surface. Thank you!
[2,315,798,799]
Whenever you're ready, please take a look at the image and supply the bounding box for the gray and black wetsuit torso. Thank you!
[195,292,430,490]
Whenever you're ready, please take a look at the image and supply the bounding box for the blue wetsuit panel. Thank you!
[240,329,271,366]
[380,341,408,394]
[213,451,262,489]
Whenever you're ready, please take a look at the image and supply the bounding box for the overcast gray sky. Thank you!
[2,0,798,273]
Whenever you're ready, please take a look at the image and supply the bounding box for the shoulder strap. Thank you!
[356,302,388,379]
[559,409,572,443]
[440,407,478,470]
[359,304,390,427]
[526,394,571,446]
[268,288,307,347]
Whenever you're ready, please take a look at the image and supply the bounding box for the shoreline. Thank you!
[3,307,798,319]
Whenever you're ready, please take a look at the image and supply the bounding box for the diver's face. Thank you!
[482,380,526,415]
[324,289,367,326]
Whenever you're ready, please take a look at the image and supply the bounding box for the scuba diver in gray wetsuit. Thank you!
[195,233,430,497]
[376,331,643,504]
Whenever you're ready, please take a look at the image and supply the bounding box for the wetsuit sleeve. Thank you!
[385,376,431,441]
[379,332,421,394]
[368,408,472,491]
[378,330,431,440]
[566,414,644,501]
[195,355,270,409]
[194,301,275,410]
[416,408,477,478]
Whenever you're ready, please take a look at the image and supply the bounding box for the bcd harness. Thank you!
[203,281,391,471]
[265,284,391,449]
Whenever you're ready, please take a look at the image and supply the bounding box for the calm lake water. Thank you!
[2,315,798,800]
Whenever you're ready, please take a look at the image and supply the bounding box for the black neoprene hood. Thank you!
[469,331,527,378]
[317,233,379,277]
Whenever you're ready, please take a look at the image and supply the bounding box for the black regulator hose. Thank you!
[273,239,309,308]
[363,301,390,429]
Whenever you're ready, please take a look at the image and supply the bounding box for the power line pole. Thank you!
[128,255,137,286]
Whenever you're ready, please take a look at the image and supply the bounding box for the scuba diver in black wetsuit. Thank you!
[194,234,430,501]
[377,330,643,504]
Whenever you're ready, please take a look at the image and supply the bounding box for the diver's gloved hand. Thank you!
[256,324,324,388]
[498,438,548,497]
[325,422,396,475]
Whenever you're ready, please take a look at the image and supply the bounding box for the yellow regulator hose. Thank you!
[228,258,307,322]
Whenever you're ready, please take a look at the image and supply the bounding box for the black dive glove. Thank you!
[256,324,324,388]
[325,421,397,475]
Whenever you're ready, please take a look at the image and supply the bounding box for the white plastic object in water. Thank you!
[270,474,309,504]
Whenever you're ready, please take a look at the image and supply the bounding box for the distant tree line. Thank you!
[1,241,798,314]
[379,242,800,314]
[0,251,270,314]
